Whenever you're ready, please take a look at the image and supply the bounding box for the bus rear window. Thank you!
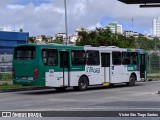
[14,46,35,60]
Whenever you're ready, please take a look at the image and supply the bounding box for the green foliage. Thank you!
[49,39,63,44]
[0,84,37,90]
[19,28,23,32]
[76,28,135,48]
[0,73,12,81]
[76,28,160,49]
[28,37,35,43]
[41,35,47,41]
[48,36,64,44]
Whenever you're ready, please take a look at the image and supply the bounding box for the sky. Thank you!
[0,0,159,36]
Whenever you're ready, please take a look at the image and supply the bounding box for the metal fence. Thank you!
[0,54,12,82]
[148,51,160,78]
[0,54,12,72]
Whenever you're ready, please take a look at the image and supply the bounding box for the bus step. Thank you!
[102,82,110,86]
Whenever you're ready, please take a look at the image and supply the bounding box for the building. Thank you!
[117,24,123,34]
[153,17,160,37]
[70,28,91,43]
[46,36,53,43]
[106,21,123,34]
[69,34,78,43]
[55,33,66,44]
[36,35,43,41]
[0,31,29,72]
[107,24,116,33]
[55,33,66,40]
[0,31,29,54]
[123,30,139,37]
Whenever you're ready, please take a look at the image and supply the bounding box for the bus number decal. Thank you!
[49,69,54,77]
[86,67,100,73]
[128,67,134,71]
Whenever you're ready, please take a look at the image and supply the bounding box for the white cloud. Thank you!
[34,3,64,14]
[72,0,86,18]
[87,23,102,30]
[7,4,25,10]
[0,0,159,36]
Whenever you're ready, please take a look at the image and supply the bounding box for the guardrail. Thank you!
[0,65,12,72]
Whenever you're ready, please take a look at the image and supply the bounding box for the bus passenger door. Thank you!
[101,53,110,84]
[60,51,70,86]
[140,54,146,79]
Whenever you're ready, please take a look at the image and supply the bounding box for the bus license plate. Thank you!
[22,77,27,80]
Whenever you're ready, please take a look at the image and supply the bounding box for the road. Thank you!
[0,81,160,120]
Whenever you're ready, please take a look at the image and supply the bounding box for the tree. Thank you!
[49,36,63,44]
[19,28,23,32]
[28,37,36,43]
[75,27,160,50]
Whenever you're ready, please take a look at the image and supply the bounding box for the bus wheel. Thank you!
[127,74,136,86]
[55,87,67,91]
[78,77,88,91]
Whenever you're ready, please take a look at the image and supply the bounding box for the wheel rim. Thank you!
[130,76,135,86]
[81,80,86,89]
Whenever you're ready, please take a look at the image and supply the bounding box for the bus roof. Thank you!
[14,44,146,53]
[14,43,84,50]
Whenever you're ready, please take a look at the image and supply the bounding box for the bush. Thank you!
[0,73,12,81]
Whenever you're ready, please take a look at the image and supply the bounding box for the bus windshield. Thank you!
[14,46,35,60]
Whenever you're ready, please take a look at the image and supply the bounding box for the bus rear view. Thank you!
[12,45,42,86]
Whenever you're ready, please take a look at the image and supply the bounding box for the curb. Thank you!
[0,80,12,85]
[0,87,53,93]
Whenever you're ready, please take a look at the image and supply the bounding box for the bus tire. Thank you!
[127,74,136,86]
[78,77,88,91]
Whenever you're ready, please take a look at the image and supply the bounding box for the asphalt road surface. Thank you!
[0,81,160,120]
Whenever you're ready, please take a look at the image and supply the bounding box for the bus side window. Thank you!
[86,50,100,65]
[42,49,58,66]
[71,50,85,66]
[131,52,138,64]
[112,52,121,65]
[122,52,130,65]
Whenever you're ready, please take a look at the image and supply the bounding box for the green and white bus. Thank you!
[12,44,147,91]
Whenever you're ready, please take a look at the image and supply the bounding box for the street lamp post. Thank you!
[64,0,68,45]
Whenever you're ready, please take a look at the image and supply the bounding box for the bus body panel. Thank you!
[119,65,130,82]
[111,65,124,83]
[45,71,64,87]
[85,65,103,85]
[12,44,148,88]
[12,45,45,86]
[13,60,38,85]
[100,66,110,84]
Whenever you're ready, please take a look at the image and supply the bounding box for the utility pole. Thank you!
[64,0,68,45]
[132,18,134,32]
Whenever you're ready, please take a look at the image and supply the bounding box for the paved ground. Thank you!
[0,81,160,120]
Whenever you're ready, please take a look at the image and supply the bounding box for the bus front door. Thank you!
[140,54,146,79]
[60,51,70,86]
[101,53,110,85]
